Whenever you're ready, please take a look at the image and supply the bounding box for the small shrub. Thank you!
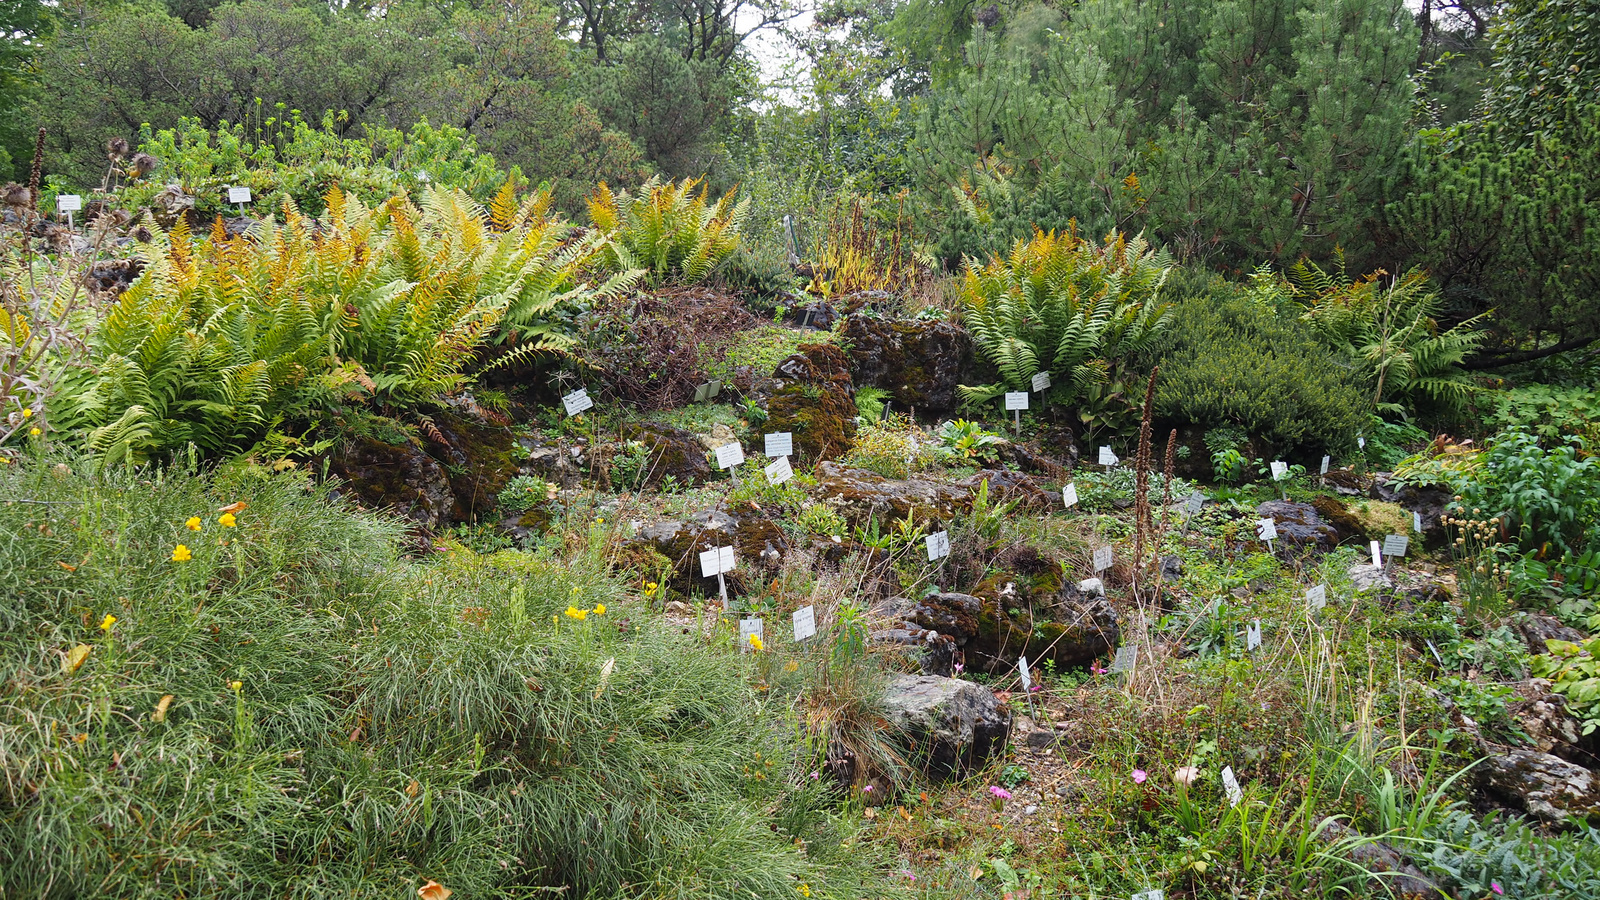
[1153,282,1369,453]
[1455,428,1600,553]
[797,502,848,538]
[935,419,1003,464]
[844,418,930,479]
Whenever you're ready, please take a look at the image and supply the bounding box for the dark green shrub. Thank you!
[1152,282,1370,454]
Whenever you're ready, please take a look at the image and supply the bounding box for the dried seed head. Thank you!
[125,153,161,179]
[106,137,130,160]
[131,224,153,243]
[0,182,31,207]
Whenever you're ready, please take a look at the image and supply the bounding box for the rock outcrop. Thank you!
[764,344,858,462]
[839,315,975,415]
[881,674,1011,780]
[1482,749,1600,827]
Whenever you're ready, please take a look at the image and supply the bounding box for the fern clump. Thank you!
[958,228,1173,407]
[588,176,747,286]
[47,186,623,464]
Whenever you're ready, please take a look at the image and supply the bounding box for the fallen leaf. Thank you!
[897,806,912,821]
[217,500,248,515]
[970,865,984,881]
[594,657,615,700]
[405,779,420,798]
[863,807,876,819]
[417,879,452,900]
[57,561,76,572]
[152,694,174,723]
[64,644,91,674]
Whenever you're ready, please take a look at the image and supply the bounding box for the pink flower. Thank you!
[988,785,1012,800]
[1132,769,1148,784]
[809,771,819,780]
[862,785,873,793]
[1491,884,1503,896]
[1091,660,1107,675]
[953,662,964,674]
[1029,684,1042,693]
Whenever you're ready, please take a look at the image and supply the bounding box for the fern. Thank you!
[587,176,747,286]
[959,228,1174,406]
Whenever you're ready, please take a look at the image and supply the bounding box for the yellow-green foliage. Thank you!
[960,229,1172,404]
[49,187,625,464]
[843,418,935,478]
[588,176,747,285]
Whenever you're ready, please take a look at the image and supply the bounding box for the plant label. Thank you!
[1256,518,1278,542]
[1111,644,1138,674]
[1247,619,1262,650]
[792,605,817,642]
[739,617,763,653]
[1185,491,1206,515]
[694,380,722,402]
[1063,483,1079,508]
[1320,455,1331,475]
[925,530,951,562]
[1270,461,1288,480]
[1098,446,1118,467]
[1031,371,1051,392]
[1413,511,1423,533]
[715,442,745,470]
[1222,766,1243,807]
[1383,534,1409,558]
[1005,391,1029,411]
[1131,892,1164,900]
[561,388,593,416]
[1018,654,1032,691]
[764,432,793,458]
[700,546,736,577]
[1093,546,1113,572]
[764,455,793,485]
[55,194,81,212]
[1358,436,1366,450]
[1306,584,1327,610]
[227,186,252,204]
[1370,539,1383,567]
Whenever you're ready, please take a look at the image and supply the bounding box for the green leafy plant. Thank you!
[587,176,748,286]
[497,474,555,514]
[959,229,1173,405]
[1212,448,1248,485]
[935,418,1002,463]
[1455,428,1600,553]
[1531,636,1600,734]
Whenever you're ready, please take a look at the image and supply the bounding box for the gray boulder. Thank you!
[1256,500,1344,552]
[882,674,1011,780]
[1483,749,1600,827]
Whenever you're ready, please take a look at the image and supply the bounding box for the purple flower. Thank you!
[953,662,964,674]
[988,785,1012,800]
[1491,883,1503,896]
[862,785,873,793]
[1029,684,1042,692]
[809,771,819,780]
[1132,769,1148,784]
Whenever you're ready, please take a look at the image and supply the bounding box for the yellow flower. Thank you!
[593,603,606,616]
[21,407,31,418]
[171,544,192,562]
[99,614,117,632]
[219,512,237,528]
[28,427,40,436]
[597,517,605,524]
[748,634,764,651]
[229,680,242,692]
[564,606,587,621]
[643,581,659,597]
[186,516,203,531]
[798,885,812,898]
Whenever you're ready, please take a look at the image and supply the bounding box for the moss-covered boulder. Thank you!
[618,422,716,488]
[329,435,454,530]
[955,469,1053,511]
[898,576,1121,676]
[765,343,857,462]
[839,315,974,414]
[629,508,789,600]
[423,409,519,521]
[814,461,974,527]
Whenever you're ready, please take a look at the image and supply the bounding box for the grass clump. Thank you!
[0,455,880,899]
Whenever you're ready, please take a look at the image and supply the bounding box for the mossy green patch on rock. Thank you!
[839,315,975,415]
[765,343,858,462]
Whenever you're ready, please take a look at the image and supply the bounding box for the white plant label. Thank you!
[699,546,736,577]
[1306,584,1327,610]
[1111,644,1138,674]
[1131,892,1164,900]
[1383,534,1410,558]
[738,617,763,653]
[1031,371,1051,392]
[1320,455,1331,475]
[1256,518,1278,542]
[1185,492,1206,515]
[1413,511,1423,533]
[1247,619,1262,650]
[1270,461,1288,480]
[1358,436,1367,450]
[55,194,81,212]
[1098,446,1118,467]
[1018,654,1032,691]
[1093,546,1113,572]
[1222,766,1243,807]
[561,388,593,416]
[1370,540,1383,567]
[694,381,722,402]
[1063,483,1079,508]
[764,432,793,458]
[715,442,745,470]
[792,605,817,642]
[764,455,793,485]
[1005,391,1030,411]
[227,186,252,204]
[925,530,952,562]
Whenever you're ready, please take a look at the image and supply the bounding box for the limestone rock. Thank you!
[1255,500,1348,552]
[1483,750,1600,827]
[1516,612,1587,655]
[628,507,788,598]
[881,674,1011,779]
[422,409,519,521]
[1348,563,1393,593]
[1316,819,1445,899]
[815,461,973,526]
[909,586,1120,675]
[838,315,975,414]
[619,422,715,488]
[955,469,1052,511]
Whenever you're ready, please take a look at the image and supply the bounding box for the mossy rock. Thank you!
[1345,498,1411,539]
[629,509,789,600]
[765,343,857,462]
[838,315,975,415]
[619,422,715,488]
[424,409,519,521]
[328,435,454,529]
[813,461,974,527]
